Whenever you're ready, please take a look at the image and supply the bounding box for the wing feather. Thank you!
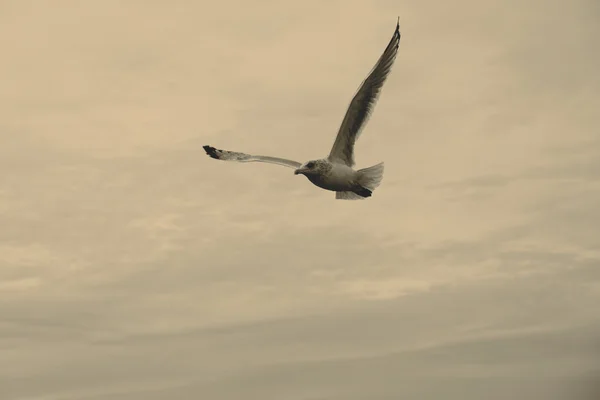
[328,19,401,167]
[203,145,302,169]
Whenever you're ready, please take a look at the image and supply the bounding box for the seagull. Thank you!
[204,19,401,200]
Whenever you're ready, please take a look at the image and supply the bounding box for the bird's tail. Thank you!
[335,162,385,200]
[336,191,366,200]
[357,162,385,192]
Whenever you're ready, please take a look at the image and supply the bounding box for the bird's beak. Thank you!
[294,168,305,175]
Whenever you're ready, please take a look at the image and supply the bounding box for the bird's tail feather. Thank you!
[336,191,367,200]
[357,162,385,191]
[335,162,384,200]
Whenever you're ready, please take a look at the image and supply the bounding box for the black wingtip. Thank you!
[203,145,219,159]
[395,17,400,34]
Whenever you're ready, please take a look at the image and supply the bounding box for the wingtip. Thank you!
[395,16,400,33]
[203,145,219,159]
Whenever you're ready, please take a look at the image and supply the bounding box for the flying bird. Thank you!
[204,19,401,200]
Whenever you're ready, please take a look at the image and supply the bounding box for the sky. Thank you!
[1,0,599,399]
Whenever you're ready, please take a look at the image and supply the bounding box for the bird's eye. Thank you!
[306,162,315,168]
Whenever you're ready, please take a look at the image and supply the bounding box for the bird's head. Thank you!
[294,159,329,176]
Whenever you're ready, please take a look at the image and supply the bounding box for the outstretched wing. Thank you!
[203,145,302,169]
[328,19,401,167]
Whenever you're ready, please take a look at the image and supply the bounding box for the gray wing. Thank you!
[203,145,302,169]
[328,19,401,167]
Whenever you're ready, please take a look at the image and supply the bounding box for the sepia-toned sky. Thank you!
[1,0,600,399]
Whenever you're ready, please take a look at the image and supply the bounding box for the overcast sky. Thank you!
[1,0,599,399]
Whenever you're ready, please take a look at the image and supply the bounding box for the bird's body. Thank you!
[307,161,354,192]
[300,160,353,191]
[203,19,401,200]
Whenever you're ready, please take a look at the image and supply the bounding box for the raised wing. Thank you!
[328,19,401,167]
[203,145,302,169]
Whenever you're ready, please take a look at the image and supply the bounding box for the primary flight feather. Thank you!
[204,19,401,200]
